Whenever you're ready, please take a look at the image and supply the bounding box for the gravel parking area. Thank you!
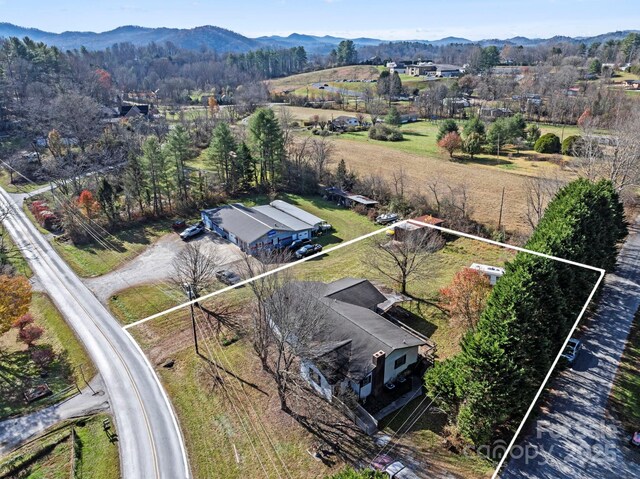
[84,231,246,302]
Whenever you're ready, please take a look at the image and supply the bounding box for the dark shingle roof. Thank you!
[285,279,425,383]
[202,203,292,243]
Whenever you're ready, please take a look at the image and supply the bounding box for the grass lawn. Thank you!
[151,341,338,479]
[0,169,47,194]
[51,219,174,278]
[1,228,33,277]
[609,307,640,433]
[0,293,96,419]
[0,414,119,479]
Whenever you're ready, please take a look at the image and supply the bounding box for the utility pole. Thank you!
[78,363,96,395]
[497,186,506,232]
[184,283,199,355]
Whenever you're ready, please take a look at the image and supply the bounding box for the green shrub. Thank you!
[369,124,403,141]
[534,133,561,154]
[561,135,581,156]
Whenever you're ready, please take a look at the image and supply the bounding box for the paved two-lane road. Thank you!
[0,187,189,479]
[500,216,640,478]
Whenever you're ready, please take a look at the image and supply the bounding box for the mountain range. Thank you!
[0,22,636,54]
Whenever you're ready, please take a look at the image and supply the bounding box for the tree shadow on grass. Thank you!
[390,304,441,339]
[0,346,75,419]
[461,155,513,167]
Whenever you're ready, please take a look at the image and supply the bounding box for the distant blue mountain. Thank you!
[0,23,637,53]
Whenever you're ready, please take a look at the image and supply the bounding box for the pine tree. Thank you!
[206,122,237,192]
[249,108,285,189]
[165,125,191,205]
[141,137,165,216]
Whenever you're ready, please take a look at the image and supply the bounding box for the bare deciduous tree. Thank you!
[309,136,334,182]
[242,248,291,371]
[524,174,563,230]
[367,229,444,295]
[577,111,640,192]
[263,280,327,413]
[172,242,223,297]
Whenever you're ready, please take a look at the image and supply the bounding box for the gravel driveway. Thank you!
[84,232,246,302]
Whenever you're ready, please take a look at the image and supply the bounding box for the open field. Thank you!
[267,65,381,93]
[609,308,640,433]
[0,414,120,479]
[0,293,96,419]
[326,132,573,233]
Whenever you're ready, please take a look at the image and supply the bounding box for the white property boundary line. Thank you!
[123,219,606,479]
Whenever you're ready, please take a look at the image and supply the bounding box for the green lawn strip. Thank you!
[0,427,73,479]
[0,169,48,194]
[0,293,95,419]
[1,228,33,277]
[609,308,640,433]
[109,284,182,325]
[157,344,324,479]
[73,414,120,479]
[0,415,119,479]
[51,219,173,278]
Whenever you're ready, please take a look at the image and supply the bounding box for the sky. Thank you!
[1,0,639,40]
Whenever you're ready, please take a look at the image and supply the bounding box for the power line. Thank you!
[193,304,294,479]
[190,311,275,478]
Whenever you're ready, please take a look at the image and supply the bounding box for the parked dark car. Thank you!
[295,243,322,259]
[216,269,242,285]
[172,219,187,231]
[179,221,205,241]
[289,238,312,250]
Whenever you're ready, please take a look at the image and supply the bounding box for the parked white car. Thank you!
[384,461,420,479]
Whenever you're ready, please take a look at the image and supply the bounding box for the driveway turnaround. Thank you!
[0,187,190,479]
[500,216,640,479]
[84,233,245,302]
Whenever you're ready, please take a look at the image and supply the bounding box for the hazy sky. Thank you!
[2,0,639,40]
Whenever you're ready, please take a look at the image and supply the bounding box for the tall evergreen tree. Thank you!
[249,108,285,189]
[165,125,191,205]
[206,122,238,192]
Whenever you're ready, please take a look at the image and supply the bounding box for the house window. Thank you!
[309,368,322,386]
[394,354,407,369]
[360,374,371,388]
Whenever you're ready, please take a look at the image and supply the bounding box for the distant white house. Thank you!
[470,263,505,285]
[386,62,407,74]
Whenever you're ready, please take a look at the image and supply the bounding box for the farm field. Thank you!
[267,65,381,93]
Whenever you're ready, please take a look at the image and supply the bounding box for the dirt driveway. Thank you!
[84,232,246,302]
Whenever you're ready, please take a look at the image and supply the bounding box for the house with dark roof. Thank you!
[200,200,325,253]
[119,104,150,118]
[272,278,427,402]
